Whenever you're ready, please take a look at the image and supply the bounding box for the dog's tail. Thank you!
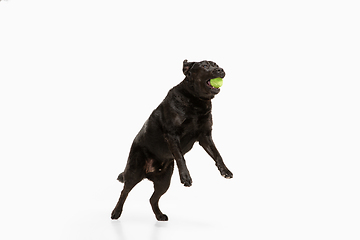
[117,172,124,183]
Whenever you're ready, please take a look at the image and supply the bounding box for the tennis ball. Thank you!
[210,78,223,88]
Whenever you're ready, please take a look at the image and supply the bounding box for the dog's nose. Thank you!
[214,68,225,77]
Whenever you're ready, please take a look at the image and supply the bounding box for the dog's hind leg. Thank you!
[111,147,146,220]
[111,170,143,220]
[149,161,174,221]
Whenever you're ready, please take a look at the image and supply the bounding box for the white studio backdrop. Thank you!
[0,0,359,239]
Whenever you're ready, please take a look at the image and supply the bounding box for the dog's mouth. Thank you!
[206,79,221,94]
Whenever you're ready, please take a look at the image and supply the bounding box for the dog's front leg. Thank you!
[165,134,192,187]
[199,134,233,179]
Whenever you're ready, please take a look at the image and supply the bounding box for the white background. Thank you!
[1,0,359,239]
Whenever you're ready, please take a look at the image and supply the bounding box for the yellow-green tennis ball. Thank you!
[210,78,223,88]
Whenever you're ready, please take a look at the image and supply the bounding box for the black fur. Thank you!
[111,60,233,221]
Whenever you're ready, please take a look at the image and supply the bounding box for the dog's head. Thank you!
[182,60,225,100]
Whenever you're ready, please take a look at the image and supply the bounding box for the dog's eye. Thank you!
[203,64,209,69]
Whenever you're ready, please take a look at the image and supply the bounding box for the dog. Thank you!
[111,60,233,221]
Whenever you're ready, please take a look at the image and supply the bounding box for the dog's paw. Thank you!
[220,167,233,179]
[156,214,168,221]
[180,172,192,187]
[111,209,122,220]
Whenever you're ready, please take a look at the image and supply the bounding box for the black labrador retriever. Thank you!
[111,60,233,221]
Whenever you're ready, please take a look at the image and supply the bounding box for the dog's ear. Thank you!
[183,59,195,76]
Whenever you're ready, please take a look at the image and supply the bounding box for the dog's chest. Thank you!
[179,112,209,137]
[179,100,211,132]
[176,114,208,153]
